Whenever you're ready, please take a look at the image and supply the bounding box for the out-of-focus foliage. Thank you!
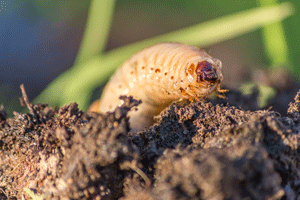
[33,0,295,111]
[284,0,300,77]
[240,83,276,108]
[74,0,116,65]
[258,0,290,68]
[0,0,298,113]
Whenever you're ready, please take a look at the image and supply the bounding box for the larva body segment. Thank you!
[91,43,225,132]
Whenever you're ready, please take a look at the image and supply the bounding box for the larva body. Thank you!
[90,43,225,132]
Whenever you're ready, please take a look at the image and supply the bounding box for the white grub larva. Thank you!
[89,43,226,132]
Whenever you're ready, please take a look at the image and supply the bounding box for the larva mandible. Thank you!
[89,43,226,132]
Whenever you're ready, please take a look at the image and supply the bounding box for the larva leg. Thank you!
[186,85,206,102]
[179,88,196,102]
[194,96,201,102]
[215,84,228,99]
[216,93,227,99]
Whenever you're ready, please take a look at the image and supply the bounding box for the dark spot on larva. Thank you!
[170,76,174,80]
[118,85,122,88]
[186,73,188,76]
[188,63,195,75]
[181,80,183,83]
[133,61,138,67]
[164,72,168,76]
[164,89,168,93]
[130,71,134,75]
[155,68,161,73]
[150,68,154,71]
[142,66,145,70]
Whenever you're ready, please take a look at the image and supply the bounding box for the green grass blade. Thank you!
[33,69,76,106]
[74,0,116,65]
[257,0,290,67]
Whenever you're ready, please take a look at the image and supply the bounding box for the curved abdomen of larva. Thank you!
[93,43,224,132]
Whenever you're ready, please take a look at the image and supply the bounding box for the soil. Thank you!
[0,82,299,199]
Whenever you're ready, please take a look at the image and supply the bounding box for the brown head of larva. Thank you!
[196,61,218,84]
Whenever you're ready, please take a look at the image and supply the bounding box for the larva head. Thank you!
[196,61,217,84]
[184,58,223,98]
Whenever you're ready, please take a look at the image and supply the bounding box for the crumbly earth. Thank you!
[0,85,299,199]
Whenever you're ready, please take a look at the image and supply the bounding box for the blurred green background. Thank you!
[0,0,299,116]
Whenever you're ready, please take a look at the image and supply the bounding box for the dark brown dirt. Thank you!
[0,85,299,199]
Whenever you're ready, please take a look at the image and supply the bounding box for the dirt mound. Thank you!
[0,87,299,199]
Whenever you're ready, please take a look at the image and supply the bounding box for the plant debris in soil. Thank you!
[0,84,299,200]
